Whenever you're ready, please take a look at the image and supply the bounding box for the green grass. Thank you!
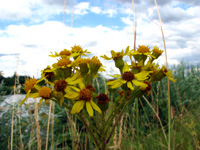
[0,62,200,149]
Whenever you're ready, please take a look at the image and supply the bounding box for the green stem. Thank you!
[104,100,126,136]
[167,79,171,150]
[136,98,139,150]
[54,99,101,149]
[77,114,100,148]
[104,91,127,133]
[105,99,131,144]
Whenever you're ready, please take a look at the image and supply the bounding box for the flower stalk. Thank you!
[21,44,176,149]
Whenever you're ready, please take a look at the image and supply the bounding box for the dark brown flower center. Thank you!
[144,81,152,91]
[122,71,135,81]
[54,80,67,92]
[163,68,168,73]
[97,93,110,104]
[43,67,54,80]
[86,84,96,92]
[80,89,92,102]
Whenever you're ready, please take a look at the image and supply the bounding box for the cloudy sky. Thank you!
[0,0,199,77]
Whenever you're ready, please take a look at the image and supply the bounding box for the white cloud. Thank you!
[74,2,89,15]
[102,9,117,17]
[1,1,200,77]
[90,6,102,14]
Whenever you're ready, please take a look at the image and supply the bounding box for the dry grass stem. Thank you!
[142,96,167,143]
[154,1,171,149]
[45,100,52,150]
[117,114,124,149]
[17,103,24,150]
[34,99,41,150]
[132,0,136,50]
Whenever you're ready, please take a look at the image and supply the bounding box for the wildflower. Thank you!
[75,58,90,76]
[49,49,71,58]
[97,93,110,104]
[23,77,37,93]
[101,46,130,73]
[54,57,72,68]
[151,46,164,59]
[107,63,150,91]
[52,57,73,78]
[131,45,155,62]
[29,86,52,105]
[20,77,43,105]
[86,84,96,92]
[130,60,143,74]
[71,45,91,59]
[66,82,102,117]
[140,81,152,95]
[89,56,103,75]
[151,65,177,82]
[53,72,83,106]
[41,66,55,82]
[96,93,110,112]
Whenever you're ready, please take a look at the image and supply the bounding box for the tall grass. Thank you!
[0,62,199,149]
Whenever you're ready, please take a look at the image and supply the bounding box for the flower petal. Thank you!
[109,74,121,78]
[90,100,102,114]
[69,86,81,92]
[107,78,121,85]
[29,92,40,98]
[79,81,85,89]
[71,100,85,114]
[111,82,123,89]
[86,102,94,117]
[135,71,151,80]
[20,94,29,105]
[123,63,130,72]
[65,91,79,100]
[100,55,112,60]
[34,85,41,91]
[132,80,148,89]
[127,81,134,90]
[124,46,130,55]
[39,98,43,105]
[66,72,79,82]
[111,50,117,58]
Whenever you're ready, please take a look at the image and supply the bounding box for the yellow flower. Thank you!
[49,49,71,58]
[101,46,130,60]
[23,77,37,93]
[107,63,151,91]
[66,82,102,117]
[130,60,143,74]
[131,45,155,62]
[101,46,130,73]
[29,86,52,105]
[53,72,83,105]
[71,45,91,59]
[54,57,72,68]
[41,65,55,82]
[89,56,103,75]
[151,46,164,59]
[150,65,177,82]
[75,58,90,75]
[162,66,177,82]
[20,77,44,105]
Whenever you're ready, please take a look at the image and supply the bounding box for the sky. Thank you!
[0,0,200,78]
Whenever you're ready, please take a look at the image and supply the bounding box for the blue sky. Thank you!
[0,0,200,77]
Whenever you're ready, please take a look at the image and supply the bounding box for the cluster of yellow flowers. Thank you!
[21,44,176,117]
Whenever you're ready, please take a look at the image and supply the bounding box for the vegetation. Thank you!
[0,62,199,149]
